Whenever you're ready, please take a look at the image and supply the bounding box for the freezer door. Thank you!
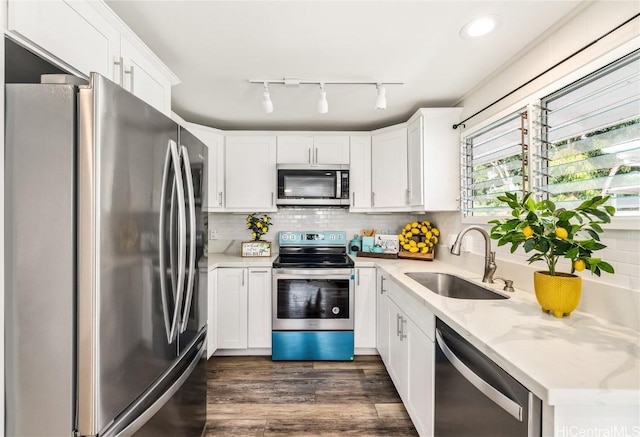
[177,127,208,353]
[77,73,182,436]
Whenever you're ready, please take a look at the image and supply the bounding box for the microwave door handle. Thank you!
[158,141,174,343]
[179,146,197,333]
[336,171,341,199]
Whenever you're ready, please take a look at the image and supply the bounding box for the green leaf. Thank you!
[599,261,615,274]
[558,211,575,221]
[604,205,616,216]
[524,238,536,252]
[565,247,579,259]
[586,229,600,241]
[590,223,603,233]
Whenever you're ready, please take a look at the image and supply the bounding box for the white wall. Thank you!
[443,1,640,331]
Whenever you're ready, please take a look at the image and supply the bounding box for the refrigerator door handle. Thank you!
[158,140,179,342]
[179,145,197,333]
[168,139,188,343]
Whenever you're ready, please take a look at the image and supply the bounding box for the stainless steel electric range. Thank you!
[271,231,355,361]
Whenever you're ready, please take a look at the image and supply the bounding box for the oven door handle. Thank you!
[273,268,354,277]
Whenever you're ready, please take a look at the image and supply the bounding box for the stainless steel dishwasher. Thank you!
[435,319,541,436]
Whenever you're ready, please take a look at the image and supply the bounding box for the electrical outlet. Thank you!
[209,229,218,240]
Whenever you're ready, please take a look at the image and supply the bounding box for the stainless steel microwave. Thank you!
[276,164,350,206]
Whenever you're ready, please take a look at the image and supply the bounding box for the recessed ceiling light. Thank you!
[460,15,501,39]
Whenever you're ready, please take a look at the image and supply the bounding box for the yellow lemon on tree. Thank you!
[555,227,568,239]
[574,259,586,272]
[523,226,534,238]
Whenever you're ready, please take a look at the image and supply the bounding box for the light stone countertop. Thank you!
[206,252,640,408]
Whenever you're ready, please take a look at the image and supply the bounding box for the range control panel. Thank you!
[278,231,347,246]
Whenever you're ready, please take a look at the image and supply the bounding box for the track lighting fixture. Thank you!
[317,83,328,114]
[249,77,403,114]
[262,82,273,113]
[374,84,386,110]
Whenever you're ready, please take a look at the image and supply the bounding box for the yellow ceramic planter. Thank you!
[533,271,582,318]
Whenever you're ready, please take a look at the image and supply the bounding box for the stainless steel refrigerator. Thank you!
[5,73,208,437]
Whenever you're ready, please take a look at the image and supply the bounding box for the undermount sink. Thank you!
[405,272,508,300]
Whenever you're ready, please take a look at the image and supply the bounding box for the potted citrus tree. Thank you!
[488,192,615,318]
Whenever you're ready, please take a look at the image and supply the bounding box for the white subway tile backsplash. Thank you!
[208,208,424,251]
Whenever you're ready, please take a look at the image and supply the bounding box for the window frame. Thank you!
[460,38,640,231]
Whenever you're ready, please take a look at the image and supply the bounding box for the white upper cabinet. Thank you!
[407,108,463,211]
[371,125,408,210]
[225,136,277,212]
[6,0,178,115]
[349,135,372,211]
[7,0,119,80]
[277,135,349,164]
[119,38,172,114]
[312,136,350,164]
[183,123,225,212]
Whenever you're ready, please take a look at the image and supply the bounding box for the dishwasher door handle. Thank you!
[435,329,523,421]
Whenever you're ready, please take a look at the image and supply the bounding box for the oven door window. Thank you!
[277,278,349,319]
[279,170,337,199]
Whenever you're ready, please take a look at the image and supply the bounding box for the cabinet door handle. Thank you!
[406,188,410,205]
[315,148,318,163]
[371,192,376,207]
[241,270,245,287]
[400,317,407,341]
[114,57,124,86]
[218,191,223,206]
[251,270,269,274]
[379,275,386,294]
[356,269,360,286]
[351,192,355,207]
[124,65,135,93]
[271,192,274,206]
[308,148,312,164]
[396,314,402,337]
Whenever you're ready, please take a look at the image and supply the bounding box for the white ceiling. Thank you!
[105,0,585,131]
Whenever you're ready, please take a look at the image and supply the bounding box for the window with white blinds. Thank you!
[461,110,529,217]
[538,50,640,216]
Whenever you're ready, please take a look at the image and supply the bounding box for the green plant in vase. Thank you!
[488,192,615,317]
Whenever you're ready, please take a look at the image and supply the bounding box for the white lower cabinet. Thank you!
[207,269,218,358]
[216,268,248,349]
[354,267,377,349]
[215,267,272,351]
[247,268,272,348]
[379,272,435,437]
[376,268,391,366]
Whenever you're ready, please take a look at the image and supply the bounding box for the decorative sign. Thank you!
[375,234,399,254]
[241,241,271,257]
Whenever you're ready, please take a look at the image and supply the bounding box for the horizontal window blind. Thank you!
[462,110,528,217]
[538,50,640,216]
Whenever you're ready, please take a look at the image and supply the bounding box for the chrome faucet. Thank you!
[450,225,497,283]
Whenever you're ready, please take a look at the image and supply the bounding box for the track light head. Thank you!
[262,82,273,113]
[375,84,386,110]
[317,83,328,114]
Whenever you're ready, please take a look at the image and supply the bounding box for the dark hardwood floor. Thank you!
[206,355,418,437]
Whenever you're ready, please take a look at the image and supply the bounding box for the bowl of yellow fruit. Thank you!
[397,220,439,261]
